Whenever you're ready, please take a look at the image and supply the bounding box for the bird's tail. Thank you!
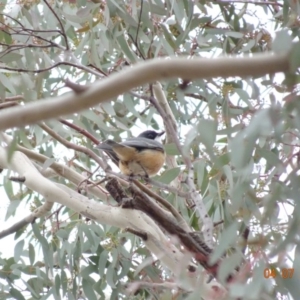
[96,140,119,166]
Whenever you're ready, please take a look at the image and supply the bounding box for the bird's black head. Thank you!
[138,130,165,140]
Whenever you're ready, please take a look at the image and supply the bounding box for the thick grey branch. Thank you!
[0,54,289,131]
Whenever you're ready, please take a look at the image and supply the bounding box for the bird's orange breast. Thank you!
[119,149,165,177]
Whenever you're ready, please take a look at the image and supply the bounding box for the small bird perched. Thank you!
[97,130,165,177]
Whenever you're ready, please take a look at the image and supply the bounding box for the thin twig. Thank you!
[58,118,100,145]
[127,0,145,60]
[0,101,19,109]
[0,13,63,34]
[39,122,106,171]
[125,227,148,240]
[0,61,104,77]
[43,0,70,50]
[2,95,24,102]
[214,0,283,7]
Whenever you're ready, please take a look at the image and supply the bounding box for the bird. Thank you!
[97,130,165,177]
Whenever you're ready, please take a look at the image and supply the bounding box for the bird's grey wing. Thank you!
[96,140,119,165]
[121,137,164,152]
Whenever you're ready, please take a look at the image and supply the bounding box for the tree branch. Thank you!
[0,200,53,239]
[132,179,191,232]
[125,185,221,277]
[0,147,196,282]
[0,53,289,131]
[0,133,107,200]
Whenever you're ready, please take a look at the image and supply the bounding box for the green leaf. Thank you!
[282,245,300,298]
[54,274,60,296]
[61,270,68,296]
[116,34,138,63]
[55,229,70,240]
[14,240,24,262]
[164,143,180,155]
[117,9,137,27]
[218,252,244,283]
[34,125,44,146]
[243,262,266,298]
[1,53,22,63]
[106,262,117,288]
[81,265,98,278]
[101,102,116,116]
[98,250,109,277]
[5,200,21,221]
[241,39,256,52]
[32,224,49,249]
[67,290,76,300]
[18,129,33,149]
[0,73,16,94]
[230,181,249,213]
[256,148,280,172]
[82,279,97,300]
[149,2,166,15]
[139,1,156,30]
[7,135,18,163]
[235,88,251,106]
[215,153,230,168]
[80,224,96,247]
[225,31,244,38]
[194,159,206,187]
[197,119,217,153]
[210,221,239,264]
[290,41,300,72]
[23,278,39,298]
[159,167,181,184]
[3,29,12,44]
[41,157,56,171]
[161,24,176,49]
[183,127,198,155]
[222,165,233,189]
[118,260,131,280]
[9,288,26,300]
[173,0,185,24]
[107,0,125,13]
[272,30,293,54]
[29,243,35,265]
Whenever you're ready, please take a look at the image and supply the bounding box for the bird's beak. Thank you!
[158,131,165,137]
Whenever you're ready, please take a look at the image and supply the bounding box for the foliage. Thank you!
[0,0,300,299]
